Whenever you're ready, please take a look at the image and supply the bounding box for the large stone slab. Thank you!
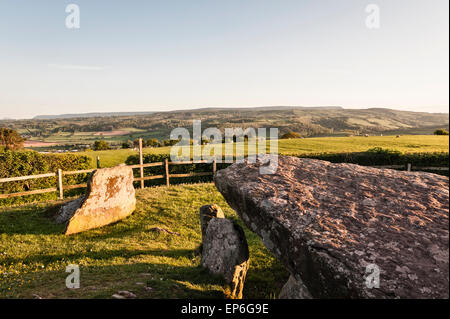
[56,164,136,235]
[279,275,312,299]
[214,155,449,299]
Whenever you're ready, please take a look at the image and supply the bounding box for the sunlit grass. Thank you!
[77,135,449,168]
[0,184,287,299]
[277,135,449,155]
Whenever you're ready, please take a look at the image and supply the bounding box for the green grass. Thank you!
[80,147,173,168]
[78,135,449,168]
[0,183,288,299]
[277,135,449,155]
[30,128,170,146]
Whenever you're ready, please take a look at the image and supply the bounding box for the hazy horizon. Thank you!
[1,0,449,119]
[0,105,448,121]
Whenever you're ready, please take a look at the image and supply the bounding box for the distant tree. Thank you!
[162,139,179,146]
[121,142,131,149]
[281,131,302,139]
[93,140,110,151]
[0,128,25,151]
[146,138,160,148]
[434,129,449,136]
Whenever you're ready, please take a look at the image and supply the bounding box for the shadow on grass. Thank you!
[0,250,224,298]
[0,204,65,235]
[0,260,226,299]
[0,191,288,299]
[0,202,147,237]
[77,204,199,241]
[1,248,198,266]
[1,243,287,299]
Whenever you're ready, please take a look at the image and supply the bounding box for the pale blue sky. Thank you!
[0,0,448,119]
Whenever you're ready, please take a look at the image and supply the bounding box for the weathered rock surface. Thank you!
[214,155,449,299]
[199,204,225,241]
[56,164,136,235]
[201,217,250,299]
[279,275,312,299]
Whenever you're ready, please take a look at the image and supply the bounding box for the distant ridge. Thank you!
[33,111,156,120]
[33,106,344,120]
[169,106,344,113]
[6,106,448,140]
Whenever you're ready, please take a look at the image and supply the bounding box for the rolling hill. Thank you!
[1,106,448,146]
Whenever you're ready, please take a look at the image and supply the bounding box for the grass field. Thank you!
[81,147,173,168]
[277,135,449,155]
[78,135,449,168]
[25,128,149,145]
[0,184,287,299]
[1,134,448,298]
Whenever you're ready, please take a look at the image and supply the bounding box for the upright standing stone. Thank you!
[201,218,250,299]
[56,164,136,235]
[199,204,224,241]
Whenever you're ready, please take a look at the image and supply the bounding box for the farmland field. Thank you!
[0,184,287,299]
[6,107,449,146]
[22,128,150,147]
[276,135,449,155]
[78,135,449,168]
[24,141,58,148]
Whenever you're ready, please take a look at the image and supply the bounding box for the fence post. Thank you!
[213,159,217,176]
[165,158,170,187]
[139,138,144,189]
[97,156,100,169]
[407,163,412,172]
[58,169,63,200]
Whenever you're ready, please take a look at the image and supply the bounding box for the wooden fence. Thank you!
[1,160,447,200]
[0,137,448,201]
[0,159,217,200]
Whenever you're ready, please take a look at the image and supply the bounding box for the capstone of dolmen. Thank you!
[214,155,449,298]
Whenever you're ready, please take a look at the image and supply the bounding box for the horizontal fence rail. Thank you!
[0,187,58,199]
[371,165,405,169]
[416,166,449,171]
[0,172,57,183]
[128,162,164,169]
[63,169,96,176]
[0,159,218,200]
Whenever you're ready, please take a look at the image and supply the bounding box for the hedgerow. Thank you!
[1,148,447,206]
[299,148,449,167]
[125,148,449,187]
[0,150,91,206]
